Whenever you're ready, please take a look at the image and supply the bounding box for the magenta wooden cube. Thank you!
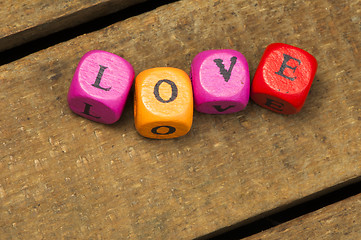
[68,50,134,124]
[190,49,250,114]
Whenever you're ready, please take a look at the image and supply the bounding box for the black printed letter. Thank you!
[153,79,178,103]
[265,98,284,112]
[213,105,235,112]
[82,103,100,118]
[92,65,111,91]
[214,56,237,82]
[275,54,301,81]
[151,126,176,135]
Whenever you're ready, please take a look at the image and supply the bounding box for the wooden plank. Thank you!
[0,0,360,239]
[244,193,361,240]
[0,0,148,52]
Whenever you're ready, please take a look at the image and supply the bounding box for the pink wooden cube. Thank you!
[68,50,134,124]
[190,49,250,114]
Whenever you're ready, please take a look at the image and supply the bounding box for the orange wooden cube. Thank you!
[134,67,193,139]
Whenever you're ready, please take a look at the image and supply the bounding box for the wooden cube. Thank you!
[251,43,318,114]
[190,49,250,114]
[68,50,134,124]
[134,67,193,139]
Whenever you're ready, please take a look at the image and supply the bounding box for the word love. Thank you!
[68,43,318,139]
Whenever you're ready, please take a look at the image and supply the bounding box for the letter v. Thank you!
[213,105,235,112]
[213,56,237,82]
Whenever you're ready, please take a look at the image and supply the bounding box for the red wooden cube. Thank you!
[251,43,317,114]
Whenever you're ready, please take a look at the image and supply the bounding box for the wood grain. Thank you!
[0,0,360,239]
[0,0,148,52]
[244,193,361,240]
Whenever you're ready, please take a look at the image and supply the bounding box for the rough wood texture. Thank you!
[0,0,360,239]
[244,193,361,240]
[0,0,148,52]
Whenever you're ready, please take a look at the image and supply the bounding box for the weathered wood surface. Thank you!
[0,0,360,239]
[244,193,361,240]
[0,0,148,52]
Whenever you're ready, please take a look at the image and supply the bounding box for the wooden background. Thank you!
[1,0,360,239]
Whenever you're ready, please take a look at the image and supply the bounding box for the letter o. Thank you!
[153,79,178,103]
[151,126,176,135]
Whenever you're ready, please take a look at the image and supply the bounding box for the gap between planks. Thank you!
[203,176,361,239]
[0,0,179,65]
